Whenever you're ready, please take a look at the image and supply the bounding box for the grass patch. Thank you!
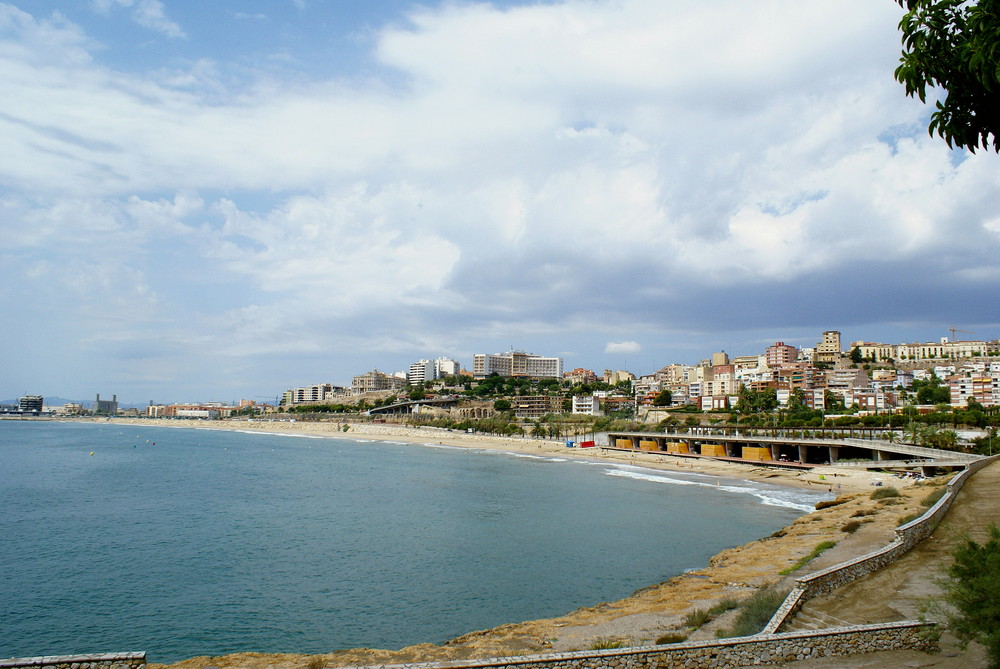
[304,658,324,669]
[684,608,714,629]
[921,487,947,507]
[841,519,863,534]
[898,512,923,526]
[588,639,625,650]
[815,497,848,510]
[715,589,789,638]
[779,540,837,575]
[851,508,877,517]
[870,486,901,500]
[655,632,688,644]
[708,597,739,615]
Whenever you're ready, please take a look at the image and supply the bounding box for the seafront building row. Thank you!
[14,330,1000,418]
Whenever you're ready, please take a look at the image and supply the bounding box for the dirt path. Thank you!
[780,461,1000,668]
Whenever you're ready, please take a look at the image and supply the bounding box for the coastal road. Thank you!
[779,461,1000,668]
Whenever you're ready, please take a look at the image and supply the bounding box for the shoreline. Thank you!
[68,416,902,495]
[19,417,937,667]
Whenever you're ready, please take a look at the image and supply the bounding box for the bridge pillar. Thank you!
[798,445,808,463]
[828,446,840,463]
[876,450,889,461]
[770,444,780,461]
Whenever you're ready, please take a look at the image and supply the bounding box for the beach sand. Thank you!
[75,417,938,669]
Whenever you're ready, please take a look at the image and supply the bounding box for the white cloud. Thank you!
[3,0,1000,398]
[605,341,641,355]
[90,0,184,38]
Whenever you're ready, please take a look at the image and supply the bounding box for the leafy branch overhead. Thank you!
[894,0,1000,152]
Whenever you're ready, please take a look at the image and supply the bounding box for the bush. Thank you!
[717,589,789,638]
[921,487,947,507]
[708,597,739,615]
[842,520,863,534]
[588,639,625,650]
[940,524,1000,668]
[898,512,923,526]
[655,632,688,644]
[870,486,901,500]
[684,608,714,629]
[815,497,848,510]
[852,508,877,517]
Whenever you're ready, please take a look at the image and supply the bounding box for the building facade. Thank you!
[473,351,563,379]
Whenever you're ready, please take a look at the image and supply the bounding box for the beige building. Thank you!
[352,370,407,394]
[813,331,842,364]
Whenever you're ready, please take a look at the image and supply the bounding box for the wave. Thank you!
[602,465,823,513]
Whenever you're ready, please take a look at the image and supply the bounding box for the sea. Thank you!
[0,421,828,664]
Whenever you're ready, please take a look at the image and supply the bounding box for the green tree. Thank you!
[652,388,673,406]
[850,346,863,364]
[408,387,426,401]
[894,0,1000,152]
[940,524,1000,667]
[493,398,512,412]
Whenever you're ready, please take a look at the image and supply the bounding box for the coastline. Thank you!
[74,416,900,495]
[34,417,936,667]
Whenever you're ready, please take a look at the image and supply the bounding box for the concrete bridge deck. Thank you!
[606,430,984,473]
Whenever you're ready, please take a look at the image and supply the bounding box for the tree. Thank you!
[894,0,1000,153]
[493,399,511,412]
[940,524,1000,667]
[653,388,673,406]
[850,346,863,364]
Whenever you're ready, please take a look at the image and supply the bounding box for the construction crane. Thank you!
[948,326,975,340]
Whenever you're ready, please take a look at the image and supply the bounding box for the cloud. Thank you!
[605,341,642,355]
[91,0,184,38]
[2,0,1000,399]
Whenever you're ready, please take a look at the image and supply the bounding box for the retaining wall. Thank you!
[764,455,1000,633]
[342,622,935,669]
[0,654,145,669]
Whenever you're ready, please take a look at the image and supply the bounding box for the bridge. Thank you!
[366,396,462,416]
[606,430,984,474]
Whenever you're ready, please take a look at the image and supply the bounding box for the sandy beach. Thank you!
[93,416,906,495]
[65,417,939,668]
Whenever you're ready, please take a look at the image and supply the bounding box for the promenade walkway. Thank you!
[782,460,1000,667]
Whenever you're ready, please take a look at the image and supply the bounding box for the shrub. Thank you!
[852,508,877,517]
[588,639,625,650]
[921,487,947,507]
[717,589,789,638]
[815,497,849,510]
[684,608,714,629]
[898,512,923,526]
[842,520,863,534]
[655,632,688,644]
[940,524,1000,668]
[708,597,739,615]
[870,486,901,500]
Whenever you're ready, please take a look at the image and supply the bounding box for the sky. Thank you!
[2,0,999,405]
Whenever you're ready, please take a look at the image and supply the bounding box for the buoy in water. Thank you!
[89,452,94,456]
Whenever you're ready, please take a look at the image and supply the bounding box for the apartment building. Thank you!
[511,395,564,419]
[571,394,602,415]
[814,330,842,364]
[473,351,563,379]
[765,342,799,368]
[352,369,408,393]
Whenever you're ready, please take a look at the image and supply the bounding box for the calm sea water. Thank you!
[0,421,826,663]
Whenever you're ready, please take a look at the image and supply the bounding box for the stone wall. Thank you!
[342,622,935,669]
[0,654,145,669]
[763,454,1000,634]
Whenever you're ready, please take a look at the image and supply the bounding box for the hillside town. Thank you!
[9,330,1000,436]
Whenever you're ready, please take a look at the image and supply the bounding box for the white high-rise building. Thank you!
[473,350,563,379]
[408,357,461,384]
